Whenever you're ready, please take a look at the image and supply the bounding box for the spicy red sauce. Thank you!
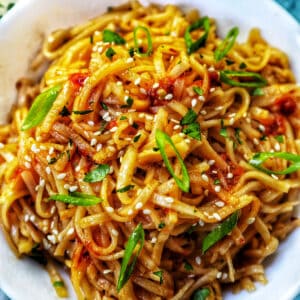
[69,73,89,88]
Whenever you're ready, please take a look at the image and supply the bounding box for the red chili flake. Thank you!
[274,94,296,116]
[69,73,89,88]
[107,120,117,130]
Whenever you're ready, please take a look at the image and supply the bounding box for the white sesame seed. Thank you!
[98,46,103,53]
[213,212,221,221]
[164,93,173,100]
[165,197,174,203]
[64,184,70,190]
[69,185,78,192]
[50,206,56,214]
[47,234,57,244]
[106,206,114,213]
[212,170,218,174]
[173,125,181,130]
[52,229,58,235]
[195,256,202,265]
[270,149,275,153]
[107,146,116,152]
[31,144,40,153]
[274,143,280,151]
[143,209,151,215]
[208,160,215,166]
[201,174,209,182]
[152,82,159,89]
[208,66,215,72]
[140,87,147,94]
[49,147,54,155]
[214,186,221,193]
[29,215,36,222]
[215,201,225,207]
[126,57,134,63]
[57,173,67,180]
[170,118,180,124]
[90,138,97,146]
[135,202,143,209]
[0,142,4,149]
[258,124,265,132]
[24,162,31,169]
[45,166,51,174]
[271,174,279,180]
[138,113,145,118]
[215,106,223,111]
[24,155,31,162]
[210,87,216,93]
[198,95,205,101]
[247,217,256,225]
[253,138,259,145]
[116,81,123,86]
[39,178,45,187]
[222,273,228,280]
[179,132,185,137]
[46,155,51,162]
[75,165,81,172]
[111,229,119,236]
[217,272,222,279]
[24,214,30,222]
[94,131,101,136]
[185,139,191,144]
[65,227,74,236]
[103,269,112,274]
[229,118,235,125]
[134,78,141,85]
[227,172,233,179]
[200,110,207,115]
[96,143,103,151]
[150,237,157,243]
[110,127,117,132]
[198,219,205,226]
[191,98,197,107]
[88,120,95,126]
[128,209,134,215]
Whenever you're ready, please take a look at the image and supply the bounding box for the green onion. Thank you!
[72,109,93,115]
[105,47,116,60]
[83,164,110,183]
[184,261,193,271]
[134,26,153,57]
[133,134,141,143]
[180,109,198,125]
[214,179,221,185]
[132,122,139,129]
[220,119,228,138]
[158,222,166,229]
[252,87,265,96]
[21,85,62,131]
[183,122,201,140]
[239,62,247,69]
[193,86,203,96]
[121,97,134,108]
[214,27,239,62]
[53,281,64,288]
[184,17,210,55]
[99,120,107,133]
[275,135,284,144]
[49,192,103,206]
[155,130,190,192]
[192,288,210,300]
[128,48,135,57]
[234,128,242,145]
[116,185,134,193]
[117,223,144,292]
[153,270,164,284]
[202,211,238,253]
[103,29,125,45]
[120,116,127,120]
[101,102,108,111]
[60,106,71,116]
[226,59,235,65]
[220,70,267,88]
[249,152,300,175]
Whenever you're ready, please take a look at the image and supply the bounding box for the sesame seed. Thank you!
[247,217,256,224]
[90,138,97,146]
[103,269,112,274]
[227,172,233,179]
[152,82,159,89]
[201,174,209,182]
[57,173,67,180]
[108,146,116,152]
[173,124,181,130]
[75,165,81,172]
[215,106,223,111]
[116,81,123,86]
[151,237,157,243]
[110,127,117,133]
[106,206,114,213]
[179,132,185,137]
[64,184,70,190]
[200,110,207,115]
[98,46,103,53]
[24,155,31,162]
[134,78,141,85]
[143,209,151,215]
[274,143,280,151]
[217,272,222,279]
[49,147,54,155]
[128,209,134,215]
[69,186,78,192]
[195,256,202,265]
[47,234,57,244]
[208,66,215,72]
[46,155,51,162]
[24,214,30,222]
[229,118,235,125]
[24,162,31,169]
[212,170,218,174]
[45,166,51,174]
[214,186,221,193]
[94,131,101,136]
[191,98,197,107]
[65,227,74,236]
[258,124,265,132]
[215,201,225,207]
[140,87,147,94]
[253,138,259,145]
[184,139,191,144]
[165,197,174,203]
[135,202,143,209]
[213,212,221,221]
[40,178,45,187]
[222,273,228,280]
[126,57,134,63]
[52,229,58,235]
[96,143,103,151]
[198,95,205,101]
[271,174,279,180]
[31,144,40,153]
[50,206,56,214]
[208,160,215,166]
[88,120,95,126]
[210,87,216,93]
[170,118,180,124]
[0,142,4,149]
[111,229,119,236]
[165,93,173,100]
[138,113,145,118]
[198,219,205,226]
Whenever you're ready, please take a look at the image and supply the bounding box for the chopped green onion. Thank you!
[184,17,210,55]
[116,185,134,193]
[158,222,166,229]
[220,119,228,138]
[214,179,221,185]
[134,26,153,57]
[105,47,116,60]
[48,152,64,165]
[184,261,193,271]
[83,164,110,183]
[21,85,62,131]
[220,70,267,88]
[249,152,300,175]
[234,128,243,145]
[60,106,71,116]
[214,27,239,62]
[53,281,64,288]
[239,62,247,69]
[155,130,190,192]
[133,134,141,143]
[153,270,164,284]
[128,48,135,57]
[121,97,134,108]
[120,116,127,120]
[101,102,108,111]
[132,122,139,129]
[72,109,93,115]
[252,87,265,96]
[103,29,125,45]
[225,59,235,65]
[99,120,107,133]
[183,122,201,140]
[192,288,210,300]
[180,109,198,125]
[49,192,103,206]
[193,86,203,96]
[202,211,238,253]
[275,135,284,144]
[117,223,144,292]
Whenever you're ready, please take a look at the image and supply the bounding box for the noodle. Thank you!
[0,1,300,299]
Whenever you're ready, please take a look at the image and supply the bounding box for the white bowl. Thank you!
[0,1,300,299]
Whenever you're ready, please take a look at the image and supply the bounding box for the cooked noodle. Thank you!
[0,2,300,299]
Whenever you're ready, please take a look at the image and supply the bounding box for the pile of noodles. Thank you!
[0,1,300,299]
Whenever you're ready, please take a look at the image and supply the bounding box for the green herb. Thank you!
[214,27,239,62]
[184,261,193,271]
[132,122,139,129]
[83,164,110,183]
[121,97,134,108]
[275,135,284,144]
[202,211,238,253]
[180,109,198,125]
[133,134,141,143]
[239,62,247,69]
[103,29,125,45]
[90,35,94,44]
[252,87,265,96]
[183,122,201,140]
[249,152,300,175]
[184,17,210,54]
[158,222,166,229]
[66,149,71,161]
[220,119,228,138]
[117,223,144,292]
[48,157,58,165]
[192,287,210,300]
[105,47,116,60]
[234,128,242,145]
[21,85,62,131]
[99,120,107,133]
[134,26,153,57]
[60,106,71,116]
[72,109,93,115]
[101,102,108,111]
[153,270,164,284]
[153,147,159,152]
[120,116,127,120]
[220,70,267,88]
[214,179,220,185]
[49,192,103,206]
[225,59,235,65]
[260,135,267,141]
[7,2,14,10]
[193,86,203,96]
[186,223,198,235]
[53,281,64,288]
[116,185,134,193]
[155,130,190,192]
[128,47,135,57]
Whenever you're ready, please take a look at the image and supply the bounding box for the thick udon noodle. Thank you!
[0,2,300,299]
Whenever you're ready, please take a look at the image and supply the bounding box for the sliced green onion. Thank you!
[220,70,267,88]
[133,134,141,143]
[60,106,71,116]
[275,135,284,144]
[202,211,238,253]
[249,152,300,175]
[184,17,210,55]
[153,270,164,284]
[83,164,110,183]
[214,27,239,62]
[183,122,201,140]
[226,59,235,65]
[184,261,193,271]
[155,130,190,192]
[134,26,153,57]
[21,85,61,131]
[120,116,127,120]
[192,288,210,300]
[117,223,144,292]
[53,281,64,288]
[220,119,228,138]
[105,47,116,60]
[193,86,203,96]
[239,62,247,69]
[72,109,93,115]
[101,102,108,111]
[158,222,166,229]
[116,185,134,193]
[103,29,125,45]
[180,109,197,125]
[234,128,243,145]
[121,97,134,108]
[252,87,265,96]
[49,192,103,206]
